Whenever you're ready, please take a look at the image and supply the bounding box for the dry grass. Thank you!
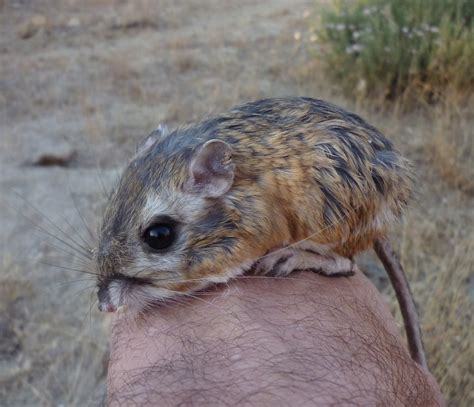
[389,222,474,407]
[420,237,474,405]
[390,211,474,406]
[429,95,474,194]
[175,54,200,74]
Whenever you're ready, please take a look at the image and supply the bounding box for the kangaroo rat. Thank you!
[96,97,426,368]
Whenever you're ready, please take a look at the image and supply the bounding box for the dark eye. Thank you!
[142,223,175,251]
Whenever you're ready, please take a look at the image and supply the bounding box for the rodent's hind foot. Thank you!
[299,250,356,277]
[305,264,356,277]
[251,247,356,278]
[294,251,357,277]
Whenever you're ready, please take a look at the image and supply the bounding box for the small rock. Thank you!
[17,14,49,39]
[66,17,81,28]
[30,147,77,167]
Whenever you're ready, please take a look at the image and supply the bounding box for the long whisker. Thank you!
[131,290,192,316]
[14,191,93,258]
[87,293,97,332]
[129,264,162,278]
[40,261,98,276]
[55,278,96,287]
[67,184,97,243]
[35,238,93,267]
[237,274,320,281]
[17,208,92,261]
[95,162,111,201]
[256,214,347,262]
[159,289,238,314]
[60,214,93,255]
[69,284,98,300]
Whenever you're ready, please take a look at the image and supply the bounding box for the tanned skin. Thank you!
[107,271,444,406]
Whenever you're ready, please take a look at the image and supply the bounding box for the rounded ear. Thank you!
[184,139,235,198]
[136,124,169,155]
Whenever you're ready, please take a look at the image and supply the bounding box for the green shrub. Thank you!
[316,0,474,104]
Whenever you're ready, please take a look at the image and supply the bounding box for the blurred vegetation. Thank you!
[315,0,474,105]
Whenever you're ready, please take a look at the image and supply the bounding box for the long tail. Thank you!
[373,236,428,370]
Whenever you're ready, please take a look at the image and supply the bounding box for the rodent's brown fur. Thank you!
[98,97,413,294]
[223,100,413,259]
[97,98,426,367]
[97,97,422,363]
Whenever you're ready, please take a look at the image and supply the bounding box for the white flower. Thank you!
[293,31,302,41]
[336,23,345,31]
[352,31,361,40]
[356,78,367,94]
[346,44,363,54]
[402,26,409,34]
[363,7,371,16]
[309,34,318,42]
[430,26,439,33]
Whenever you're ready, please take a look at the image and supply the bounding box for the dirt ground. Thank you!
[0,0,472,406]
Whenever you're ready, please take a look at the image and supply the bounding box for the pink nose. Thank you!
[99,301,117,313]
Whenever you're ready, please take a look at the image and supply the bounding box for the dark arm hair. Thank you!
[107,271,444,406]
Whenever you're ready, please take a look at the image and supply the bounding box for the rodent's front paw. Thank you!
[252,249,296,277]
[251,247,356,278]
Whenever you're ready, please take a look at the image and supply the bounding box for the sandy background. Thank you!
[0,0,472,405]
